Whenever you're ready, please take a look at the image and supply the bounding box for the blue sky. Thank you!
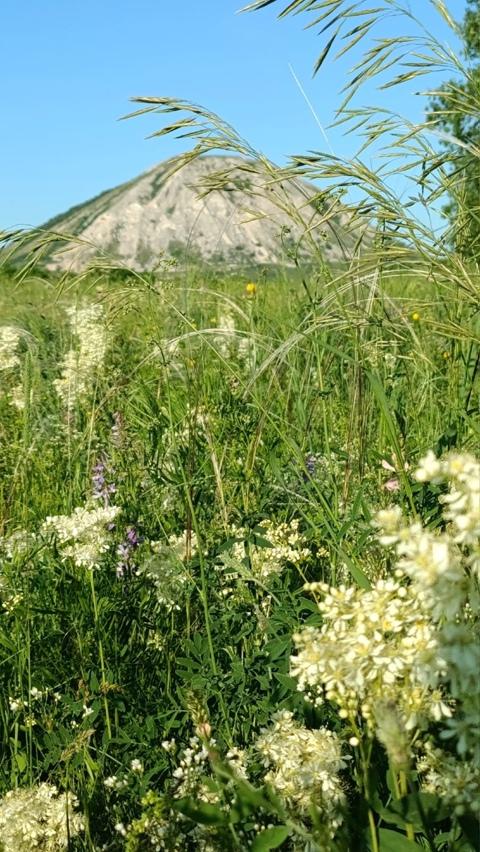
[1,0,466,228]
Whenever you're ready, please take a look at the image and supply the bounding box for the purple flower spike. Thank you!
[116,526,141,580]
[92,455,116,507]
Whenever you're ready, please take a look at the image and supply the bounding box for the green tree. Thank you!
[428,0,480,258]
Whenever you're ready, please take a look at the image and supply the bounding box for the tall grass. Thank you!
[0,1,478,850]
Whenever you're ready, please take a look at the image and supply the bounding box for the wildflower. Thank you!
[219,519,310,591]
[54,304,108,407]
[411,311,421,322]
[442,350,451,360]
[291,579,442,731]
[381,457,408,493]
[42,503,120,569]
[116,526,140,579]
[414,450,443,484]
[130,759,144,774]
[245,281,257,296]
[0,326,22,371]
[0,783,83,851]
[30,687,43,700]
[417,742,480,816]
[137,532,195,611]
[256,710,345,829]
[10,384,28,410]
[104,775,127,791]
[91,456,116,506]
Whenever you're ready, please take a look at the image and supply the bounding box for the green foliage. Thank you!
[428,0,480,257]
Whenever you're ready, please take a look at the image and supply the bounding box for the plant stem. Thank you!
[89,569,112,740]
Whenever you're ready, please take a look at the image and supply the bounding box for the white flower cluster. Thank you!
[0,783,83,851]
[256,710,346,829]
[0,528,37,559]
[42,503,120,568]
[138,532,197,611]
[223,520,310,587]
[416,450,480,550]
[0,325,22,371]
[417,742,480,816]
[170,736,214,800]
[215,308,255,368]
[54,304,108,406]
[291,580,447,731]
[374,506,466,621]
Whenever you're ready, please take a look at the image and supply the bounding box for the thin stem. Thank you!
[88,569,112,740]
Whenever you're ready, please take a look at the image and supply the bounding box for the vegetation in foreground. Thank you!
[0,261,478,850]
[0,0,479,849]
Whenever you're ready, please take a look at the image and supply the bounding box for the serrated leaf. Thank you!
[251,825,290,851]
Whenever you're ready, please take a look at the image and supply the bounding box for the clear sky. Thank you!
[1,0,466,229]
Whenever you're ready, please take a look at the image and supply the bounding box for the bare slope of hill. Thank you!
[41,155,362,271]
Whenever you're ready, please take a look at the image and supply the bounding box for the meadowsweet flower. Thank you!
[0,326,22,371]
[256,710,346,830]
[137,532,196,611]
[0,528,37,559]
[215,308,255,367]
[104,775,128,791]
[0,783,83,851]
[42,503,120,568]
[54,304,108,407]
[414,450,443,483]
[291,580,443,731]
[10,383,29,410]
[219,520,310,592]
[130,758,144,774]
[417,742,480,816]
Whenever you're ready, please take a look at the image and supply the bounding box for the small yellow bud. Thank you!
[411,311,420,322]
[245,282,257,296]
[442,350,451,360]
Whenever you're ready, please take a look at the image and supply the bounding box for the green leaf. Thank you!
[378,828,424,851]
[273,672,298,690]
[251,825,290,850]
[174,798,227,826]
[14,752,28,773]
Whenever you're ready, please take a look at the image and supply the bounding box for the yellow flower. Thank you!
[245,282,257,296]
[411,311,421,322]
[442,351,451,360]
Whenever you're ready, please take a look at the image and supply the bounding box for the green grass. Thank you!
[0,261,478,850]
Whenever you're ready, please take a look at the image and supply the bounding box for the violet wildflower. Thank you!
[92,456,116,507]
[116,526,140,579]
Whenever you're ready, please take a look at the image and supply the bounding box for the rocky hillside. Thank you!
[40,155,362,271]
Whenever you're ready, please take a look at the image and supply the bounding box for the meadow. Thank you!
[0,256,478,850]
[0,0,479,849]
